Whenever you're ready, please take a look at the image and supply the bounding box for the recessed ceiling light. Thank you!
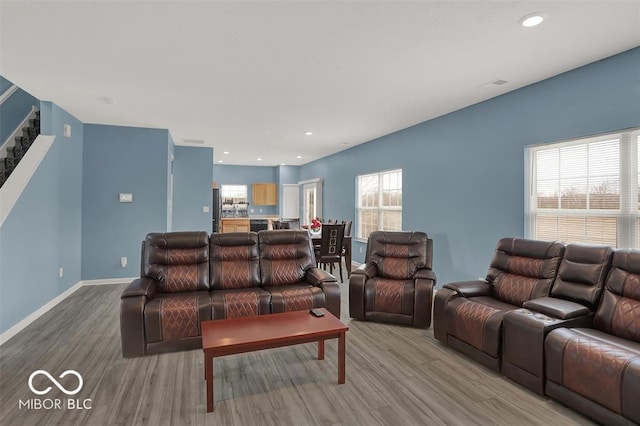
[296,155,303,159]
[218,160,223,163]
[520,13,544,27]
[280,163,286,166]
[304,131,313,136]
[257,158,262,161]
[223,151,229,155]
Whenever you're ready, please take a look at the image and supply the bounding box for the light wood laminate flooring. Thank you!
[0,281,594,425]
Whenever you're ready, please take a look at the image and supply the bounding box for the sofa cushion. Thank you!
[265,284,326,313]
[488,238,565,306]
[209,232,261,290]
[594,249,640,342]
[364,278,415,315]
[144,232,210,293]
[550,243,613,310]
[546,327,640,421]
[210,288,271,319]
[259,230,315,286]
[144,292,211,343]
[367,231,428,280]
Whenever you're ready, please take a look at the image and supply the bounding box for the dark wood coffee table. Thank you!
[201,308,348,412]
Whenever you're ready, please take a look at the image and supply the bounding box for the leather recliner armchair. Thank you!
[349,231,436,328]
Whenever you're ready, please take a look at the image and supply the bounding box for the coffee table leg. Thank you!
[205,352,214,412]
[338,331,346,384]
[318,339,325,360]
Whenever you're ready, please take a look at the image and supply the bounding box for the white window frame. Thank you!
[525,128,639,248]
[356,169,402,241]
[220,184,247,204]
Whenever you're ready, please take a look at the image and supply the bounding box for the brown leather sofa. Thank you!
[349,231,436,328]
[545,249,640,425]
[433,238,639,425]
[120,230,340,357]
[433,237,566,371]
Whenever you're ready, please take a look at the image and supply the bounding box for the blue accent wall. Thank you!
[0,76,14,94]
[213,164,279,215]
[0,103,83,333]
[0,76,39,144]
[300,47,640,285]
[81,125,169,279]
[173,146,213,232]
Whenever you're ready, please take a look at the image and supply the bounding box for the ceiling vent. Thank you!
[183,139,205,145]
[479,79,509,88]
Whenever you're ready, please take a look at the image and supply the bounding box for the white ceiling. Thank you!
[1,1,639,166]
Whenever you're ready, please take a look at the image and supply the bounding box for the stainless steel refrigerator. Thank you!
[212,188,221,233]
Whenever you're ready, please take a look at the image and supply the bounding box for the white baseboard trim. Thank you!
[0,280,83,346]
[0,277,135,346]
[80,277,136,286]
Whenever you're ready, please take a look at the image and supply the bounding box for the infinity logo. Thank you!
[28,370,83,396]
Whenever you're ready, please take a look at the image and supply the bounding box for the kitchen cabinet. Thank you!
[252,183,277,205]
[220,219,250,233]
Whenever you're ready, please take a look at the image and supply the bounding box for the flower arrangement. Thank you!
[310,217,322,232]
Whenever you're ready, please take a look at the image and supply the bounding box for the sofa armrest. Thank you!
[415,268,436,284]
[350,262,378,279]
[303,268,340,318]
[120,278,156,358]
[304,268,337,286]
[443,280,492,297]
[121,277,157,300]
[523,297,590,320]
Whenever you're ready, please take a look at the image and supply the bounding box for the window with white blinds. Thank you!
[357,169,402,239]
[527,129,639,248]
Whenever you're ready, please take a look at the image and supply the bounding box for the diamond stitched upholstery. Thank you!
[507,255,545,277]
[166,265,199,293]
[161,297,199,340]
[493,273,538,307]
[269,244,297,260]
[381,258,410,280]
[454,301,501,351]
[385,243,410,258]
[611,298,640,342]
[563,336,636,414]
[270,259,301,286]
[374,279,403,314]
[220,245,253,289]
[168,248,200,264]
[282,288,314,312]
[223,291,260,318]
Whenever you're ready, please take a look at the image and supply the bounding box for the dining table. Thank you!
[312,235,352,279]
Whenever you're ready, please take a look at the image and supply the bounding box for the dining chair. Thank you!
[316,223,345,282]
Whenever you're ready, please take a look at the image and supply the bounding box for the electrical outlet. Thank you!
[202,206,210,213]
[121,257,128,268]
[59,267,64,278]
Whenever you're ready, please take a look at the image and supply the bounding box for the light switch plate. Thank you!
[202,206,210,213]
[119,193,133,203]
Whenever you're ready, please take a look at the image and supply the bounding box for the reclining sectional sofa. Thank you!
[433,237,640,425]
[120,230,340,358]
